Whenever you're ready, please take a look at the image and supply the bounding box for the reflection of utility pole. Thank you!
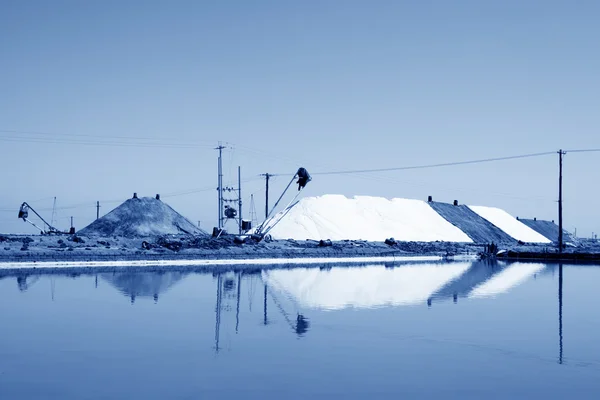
[215,274,223,352]
[263,284,269,325]
[558,263,563,365]
[238,166,242,235]
[235,272,241,333]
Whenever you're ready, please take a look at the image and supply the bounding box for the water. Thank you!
[1,261,599,399]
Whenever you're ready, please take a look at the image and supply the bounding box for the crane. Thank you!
[250,167,311,243]
[18,202,66,234]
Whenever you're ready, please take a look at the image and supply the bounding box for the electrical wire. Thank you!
[269,151,557,176]
[0,178,264,214]
[0,136,214,149]
[0,129,216,147]
[564,148,600,153]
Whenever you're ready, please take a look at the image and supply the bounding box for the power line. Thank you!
[0,136,214,149]
[564,148,600,153]
[0,129,216,146]
[0,179,263,214]
[269,151,557,176]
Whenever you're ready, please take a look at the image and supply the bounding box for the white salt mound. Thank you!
[267,195,473,242]
[468,205,551,244]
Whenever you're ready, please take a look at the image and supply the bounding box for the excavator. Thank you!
[18,202,68,234]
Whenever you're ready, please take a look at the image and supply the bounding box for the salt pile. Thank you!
[429,202,515,244]
[468,206,551,244]
[262,262,472,310]
[78,196,206,237]
[518,218,575,244]
[267,195,473,242]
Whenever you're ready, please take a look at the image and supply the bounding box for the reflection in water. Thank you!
[267,284,310,336]
[215,274,222,352]
[212,271,310,352]
[559,263,563,365]
[262,261,547,311]
[100,271,189,304]
[429,260,505,305]
[17,276,40,292]
[4,261,598,399]
[262,262,473,310]
[469,263,545,298]
[5,261,564,358]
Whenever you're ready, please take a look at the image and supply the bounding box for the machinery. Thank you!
[18,202,67,234]
[249,167,311,243]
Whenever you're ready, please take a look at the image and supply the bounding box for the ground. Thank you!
[4,232,600,264]
[0,233,490,263]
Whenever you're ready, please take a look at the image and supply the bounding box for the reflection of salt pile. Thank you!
[262,263,472,310]
[469,263,545,298]
[468,206,551,244]
[267,195,473,242]
[78,196,206,237]
[101,271,189,302]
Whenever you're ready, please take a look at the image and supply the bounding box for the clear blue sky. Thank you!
[1,0,599,236]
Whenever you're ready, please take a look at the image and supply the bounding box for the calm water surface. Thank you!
[1,261,599,399]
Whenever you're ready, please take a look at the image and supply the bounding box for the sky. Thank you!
[1,0,599,237]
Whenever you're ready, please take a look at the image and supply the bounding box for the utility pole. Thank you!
[216,144,225,229]
[249,194,257,225]
[261,173,272,219]
[238,166,242,235]
[96,201,100,220]
[558,149,566,253]
[50,197,57,227]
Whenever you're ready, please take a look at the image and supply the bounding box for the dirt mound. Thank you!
[77,196,206,237]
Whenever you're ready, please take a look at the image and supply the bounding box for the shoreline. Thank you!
[0,254,479,274]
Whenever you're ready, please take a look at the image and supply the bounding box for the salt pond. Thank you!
[1,261,599,399]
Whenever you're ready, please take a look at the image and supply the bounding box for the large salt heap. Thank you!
[78,195,206,237]
[429,201,515,244]
[267,195,473,242]
[467,206,551,244]
[518,218,575,244]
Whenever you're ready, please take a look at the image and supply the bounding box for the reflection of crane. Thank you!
[18,202,66,234]
[17,275,40,291]
[265,284,310,336]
